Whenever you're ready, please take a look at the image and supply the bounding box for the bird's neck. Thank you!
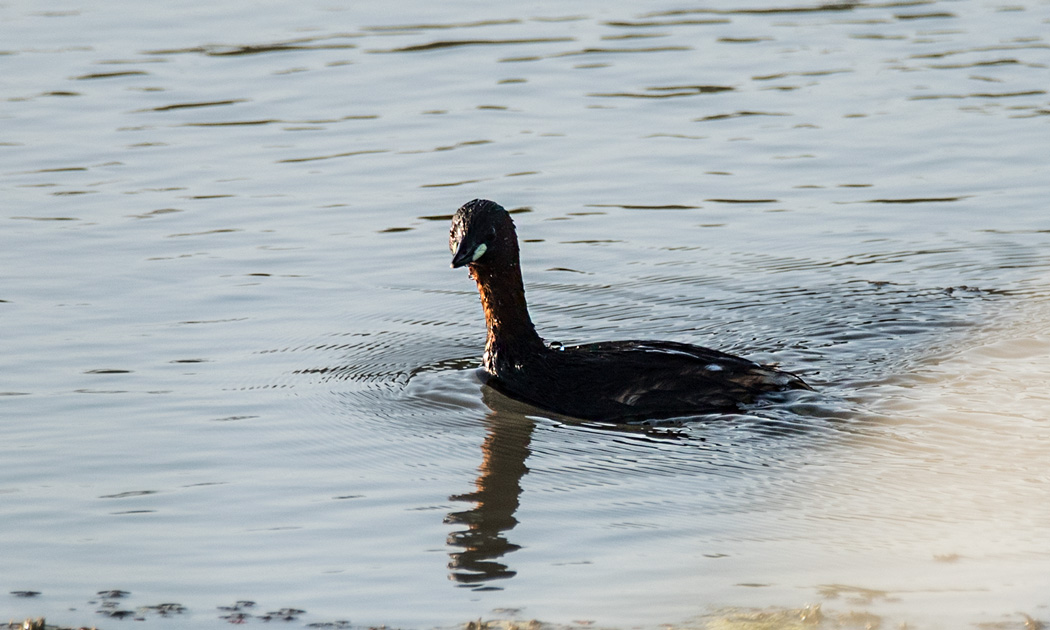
[470,261,546,372]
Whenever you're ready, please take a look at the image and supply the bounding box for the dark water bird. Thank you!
[449,199,811,422]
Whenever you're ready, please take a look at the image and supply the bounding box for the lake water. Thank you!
[3,0,1050,628]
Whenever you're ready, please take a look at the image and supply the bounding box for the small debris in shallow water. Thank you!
[260,607,306,621]
[97,608,137,619]
[142,602,187,616]
[218,600,257,624]
[1022,614,1045,630]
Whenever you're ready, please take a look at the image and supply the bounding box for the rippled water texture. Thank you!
[3,0,1050,628]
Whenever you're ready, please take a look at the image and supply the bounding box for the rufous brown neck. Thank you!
[469,259,546,373]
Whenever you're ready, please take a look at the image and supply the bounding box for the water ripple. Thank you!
[5,0,1050,624]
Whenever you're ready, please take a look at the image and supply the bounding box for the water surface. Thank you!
[3,0,1050,627]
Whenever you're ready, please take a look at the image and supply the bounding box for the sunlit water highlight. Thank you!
[2,0,1049,628]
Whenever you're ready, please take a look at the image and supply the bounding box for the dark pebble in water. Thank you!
[96,589,130,598]
[98,609,137,619]
[144,602,187,615]
[261,607,306,621]
[10,590,41,597]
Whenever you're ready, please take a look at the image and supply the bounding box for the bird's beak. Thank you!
[450,240,475,268]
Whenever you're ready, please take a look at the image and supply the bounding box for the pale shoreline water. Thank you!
[6,598,1043,630]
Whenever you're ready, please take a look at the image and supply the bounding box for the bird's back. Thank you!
[487,339,809,422]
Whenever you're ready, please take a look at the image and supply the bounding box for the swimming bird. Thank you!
[450,199,810,421]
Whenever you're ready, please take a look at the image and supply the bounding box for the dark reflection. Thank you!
[445,378,703,589]
[445,385,536,588]
[379,37,572,54]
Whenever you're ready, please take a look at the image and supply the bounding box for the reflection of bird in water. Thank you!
[445,379,703,588]
[445,397,534,588]
[449,199,811,423]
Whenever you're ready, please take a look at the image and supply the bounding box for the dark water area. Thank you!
[2,1,1050,628]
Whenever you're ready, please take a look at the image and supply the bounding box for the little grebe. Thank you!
[450,199,810,421]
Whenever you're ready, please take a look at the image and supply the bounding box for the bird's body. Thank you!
[450,199,810,422]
